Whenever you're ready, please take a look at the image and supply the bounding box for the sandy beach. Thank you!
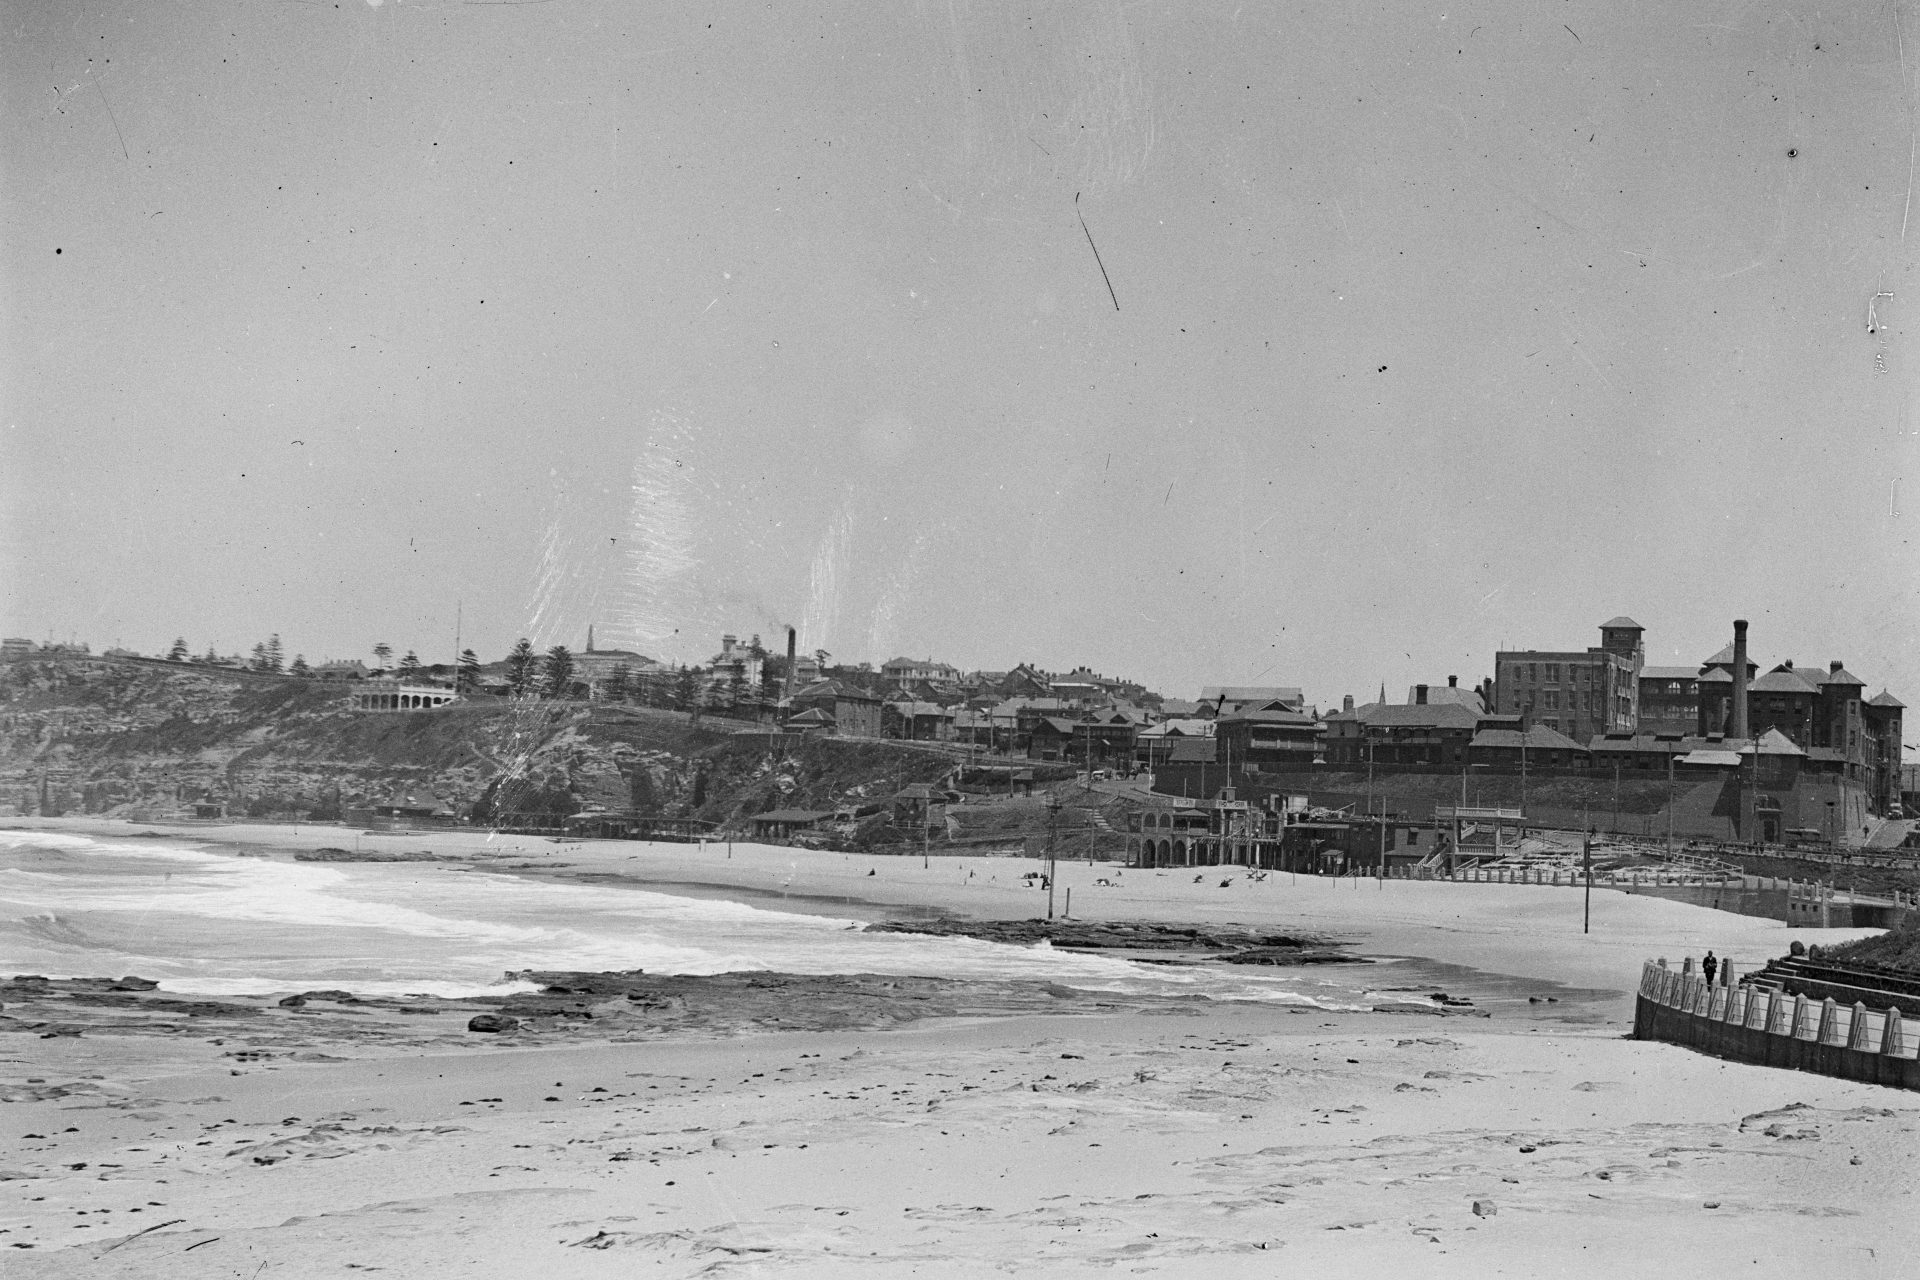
[3,816,1915,1277]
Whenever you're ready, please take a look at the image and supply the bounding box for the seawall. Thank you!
[1632,959,1920,1091]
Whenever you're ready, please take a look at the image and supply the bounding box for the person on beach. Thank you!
[1702,951,1718,986]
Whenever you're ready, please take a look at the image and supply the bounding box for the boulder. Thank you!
[467,1013,520,1033]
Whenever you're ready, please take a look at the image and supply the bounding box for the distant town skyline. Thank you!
[7,608,1910,715]
[5,2,1916,708]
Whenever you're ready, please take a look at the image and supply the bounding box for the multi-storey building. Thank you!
[1493,617,1643,742]
[1636,666,1701,735]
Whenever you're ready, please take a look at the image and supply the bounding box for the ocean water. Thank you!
[0,829,1370,1007]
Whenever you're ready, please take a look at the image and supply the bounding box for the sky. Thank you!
[4,0,1917,708]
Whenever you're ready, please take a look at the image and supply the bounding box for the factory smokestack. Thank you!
[1730,619,1750,741]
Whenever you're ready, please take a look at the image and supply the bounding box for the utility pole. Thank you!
[1046,796,1060,919]
[1365,739,1374,817]
[1519,717,1528,821]
[1666,749,1675,857]
[1583,828,1593,934]
[1612,761,1621,834]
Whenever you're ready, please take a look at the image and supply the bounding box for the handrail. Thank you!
[1638,958,1920,1065]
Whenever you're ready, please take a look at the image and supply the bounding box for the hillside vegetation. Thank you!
[0,655,1105,850]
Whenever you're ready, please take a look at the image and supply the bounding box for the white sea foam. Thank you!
[0,828,1359,1006]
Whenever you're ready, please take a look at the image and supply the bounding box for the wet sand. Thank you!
[2,816,1913,1277]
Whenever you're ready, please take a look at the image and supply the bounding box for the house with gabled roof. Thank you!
[1199,686,1304,715]
[1322,690,1480,768]
[884,700,955,741]
[1214,706,1322,770]
[788,678,883,738]
[1468,723,1589,769]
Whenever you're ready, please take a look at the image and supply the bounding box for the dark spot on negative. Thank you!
[1787,148,1797,158]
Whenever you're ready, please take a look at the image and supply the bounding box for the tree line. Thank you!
[153,634,810,715]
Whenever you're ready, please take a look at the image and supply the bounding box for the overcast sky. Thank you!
[4,0,1916,705]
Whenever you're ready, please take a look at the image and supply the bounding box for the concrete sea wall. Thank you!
[1633,960,1920,1091]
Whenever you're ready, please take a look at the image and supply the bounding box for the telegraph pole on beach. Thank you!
[1583,828,1593,934]
[1046,795,1060,919]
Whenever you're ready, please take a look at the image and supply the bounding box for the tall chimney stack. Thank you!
[1730,619,1750,741]
[1342,694,1355,714]
[1448,675,1458,688]
[1415,684,1429,705]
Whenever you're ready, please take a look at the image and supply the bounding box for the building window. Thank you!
[1545,691,1559,710]
[1545,663,1559,681]
[1526,664,1536,682]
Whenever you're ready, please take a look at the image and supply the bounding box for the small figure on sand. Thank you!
[1702,951,1718,985]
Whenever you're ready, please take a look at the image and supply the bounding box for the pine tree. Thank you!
[373,642,393,671]
[250,641,269,671]
[456,648,481,695]
[201,644,219,665]
[290,654,311,677]
[167,637,189,662]
[542,645,575,699]
[398,650,422,676]
[674,665,699,711]
[506,639,537,696]
[604,663,632,703]
[264,634,284,672]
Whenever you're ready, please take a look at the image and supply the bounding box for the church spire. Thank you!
[586,624,595,653]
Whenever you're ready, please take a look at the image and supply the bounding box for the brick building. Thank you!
[1494,616,1643,742]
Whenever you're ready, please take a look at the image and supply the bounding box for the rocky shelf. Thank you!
[864,918,1366,965]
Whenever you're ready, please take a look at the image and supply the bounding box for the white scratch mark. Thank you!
[1900,9,1916,241]
[618,413,699,647]
[1869,289,1894,332]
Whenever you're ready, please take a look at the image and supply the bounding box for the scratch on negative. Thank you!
[1900,10,1916,241]
[95,82,130,163]
[1076,193,1121,312]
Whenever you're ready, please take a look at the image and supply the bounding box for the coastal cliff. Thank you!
[0,654,970,836]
